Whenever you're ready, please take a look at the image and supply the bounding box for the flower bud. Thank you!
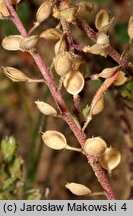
[19,35,38,50]
[35,101,57,116]
[54,37,67,55]
[128,16,133,42]
[2,35,23,51]
[42,130,67,150]
[2,66,30,82]
[84,137,107,156]
[99,147,121,171]
[0,2,10,17]
[92,95,104,115]
[1,136,17,163]
[54,51,73,76]
[97,32,110,45]
[40,28,62,41]
[83,44,108,57]
[63,70,85,95]
[65,182,91,196]
[114,71,127,86]
[98,66,120,79]
[36,0,52,23]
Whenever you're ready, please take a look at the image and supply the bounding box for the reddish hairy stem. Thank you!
[76,19,133,76]
[4,0,116,200]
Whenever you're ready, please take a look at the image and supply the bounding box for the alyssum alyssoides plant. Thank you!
[1,0,133,200]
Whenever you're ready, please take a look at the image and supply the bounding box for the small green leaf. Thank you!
[1,136,17,163]
[2,177,17,192]
[9,157,23,179]
[82,105,90,119]
[26,189,42,200]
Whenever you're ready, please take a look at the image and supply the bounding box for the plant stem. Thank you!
[75,19,133,77]
[4,0,117,200]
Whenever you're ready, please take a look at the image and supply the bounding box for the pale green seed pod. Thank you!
[65,182,91,196]
[84,137,107,156]
[2,35,23,51]
[42,130,67,150]
[99,147,121,171]
[63,70,85,95]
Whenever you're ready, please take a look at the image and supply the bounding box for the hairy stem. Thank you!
[75,19,133,77]
[4,0,116,200]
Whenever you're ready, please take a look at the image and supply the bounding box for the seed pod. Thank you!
[0,2,10,17]
[42,130,67,150]
[36,0,52,23]
[128,16,133,42]
[95,9,110,31]
[114,71,127,86]
[76,1,94,22]
[19,35,38,50]
[83,44,108,57]
[97,32,110,45]
[99,147,121,171]
[54,37,67,55]
[98,66,120,79]
[65,182,91,196]
[2,35,23,51]
[2,66,30,82]
[40,28,62,41]
[92,95,104,115]
[63,70,85,95]
[59,7,77,23]
[54,51,73,76]
[73,54,84,70]
[84,137,107,156]
[35,101,57,116]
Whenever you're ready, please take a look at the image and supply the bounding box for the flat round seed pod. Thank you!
[54,38,67,55]
[42,130,67,150]
[114,71,127,86]
[65,182,91,196]
[2,35,23,51]
[99,147,121,171]
[95,9,110,31]
[63,70,85,95]
[35,101,57,116]
[54,51,72,76]
[92,95,104,115]
[2,67,29,82]
[36,0,52,23]
[84,137,107,156]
